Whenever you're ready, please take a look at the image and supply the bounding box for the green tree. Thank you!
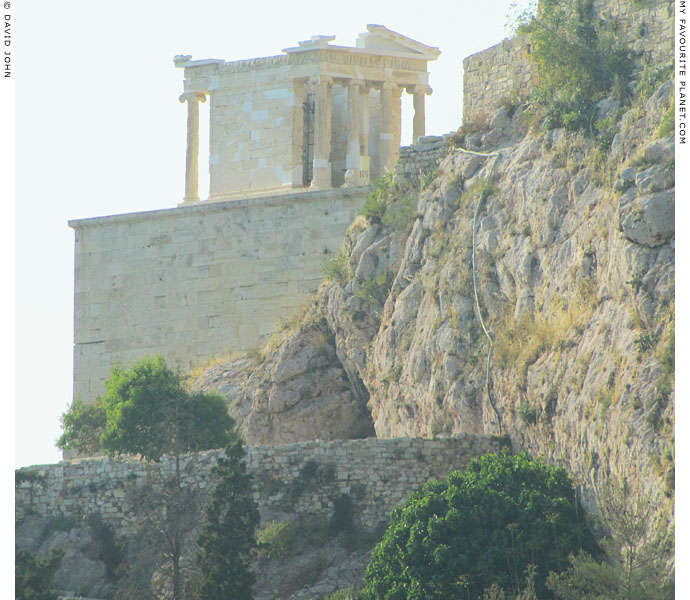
[100,356,232,461]
[196,437,260,600]
[15,548,64,600]
[56,398,106,455]
[360,452,596,600]
[59,356,236,600]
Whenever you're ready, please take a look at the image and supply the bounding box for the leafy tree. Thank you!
[15,548,64,600]
[360,451,596,600]
[100,355,233,461]
[56,398,106,455]
[196,437,260,600]
[58,356,237,600]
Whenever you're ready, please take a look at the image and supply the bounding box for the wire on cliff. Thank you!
[456,146,504,435]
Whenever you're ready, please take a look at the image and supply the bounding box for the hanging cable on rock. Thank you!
[457,146,504,434]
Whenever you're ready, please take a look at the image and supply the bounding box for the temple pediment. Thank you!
[356,24,441,60]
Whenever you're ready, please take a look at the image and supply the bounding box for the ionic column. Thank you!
[380,81,402,173]
[412,85,432,143]
[311,75,333,190]
[344,79,363,186]
[359,84,371,184]
[290,78,306,187]
[179,91,207,204]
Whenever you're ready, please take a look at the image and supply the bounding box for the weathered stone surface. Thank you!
[635,164,674,193]
[619,188,674,247]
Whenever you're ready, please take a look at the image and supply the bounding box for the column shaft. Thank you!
[311,76,332,189]
[380,82,401,174]
[360,85,370,184]
[290,79,306,187]
[179,91,206,204]
[413,91,426,142]
[345,80,362,186]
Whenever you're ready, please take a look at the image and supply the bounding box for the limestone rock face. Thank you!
[191,83,675,598]
[192,318,375,444]
[15,516,116,599]
[195,78,675,557]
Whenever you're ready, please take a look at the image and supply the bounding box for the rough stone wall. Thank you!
[16,435,508,535]
[70,187,367,404]
[592,0,674,67]
[461,0,674,123]
[462,34,537,124]
[396,134,453,179]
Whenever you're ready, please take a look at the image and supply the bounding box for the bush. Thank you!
[360,452,597,600]
[257,521,298,559]
[15,548,64,600]
[521,0,633,134]
[328,493,354,538]
[361,174,417,234]
[657,106,674,138]
[323,251,352,286]
[518,403,538,425]
[57,398,106,455]
[356,271,394,309]
[326,588,359,600]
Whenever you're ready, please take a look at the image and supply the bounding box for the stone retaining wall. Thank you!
[462,34,537,124]
[461,0,674,123]
[395,134,454,179]
[16,435,508,535]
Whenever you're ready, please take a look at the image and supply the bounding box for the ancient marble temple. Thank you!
[175,24,440,202]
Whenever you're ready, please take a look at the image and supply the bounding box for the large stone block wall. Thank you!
[70,187,367,404]
[396,134,453,179]
[461,0,674,123]
[16,435,509,535]
[462,34,537,124]
[592,0,674,67]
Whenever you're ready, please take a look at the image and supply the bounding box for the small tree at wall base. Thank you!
[57,398,106,456]
[196,437,260,600]
[58,355,237,600]
[360,451,597,600]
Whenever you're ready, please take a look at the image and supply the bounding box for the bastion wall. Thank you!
[70,188,367,403]
[462,0,674,123]
[16,435,508,533]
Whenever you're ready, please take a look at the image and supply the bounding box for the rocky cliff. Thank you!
[193,77,675,553]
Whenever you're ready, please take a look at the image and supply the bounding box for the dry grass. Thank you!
[185,351,246,385]
[493,291,595,385]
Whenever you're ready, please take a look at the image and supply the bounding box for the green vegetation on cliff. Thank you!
[360,452,597,600]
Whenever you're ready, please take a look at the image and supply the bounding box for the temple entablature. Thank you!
[175,25,439,204]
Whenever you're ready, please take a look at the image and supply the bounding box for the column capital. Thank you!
[408,84,433,96]
[383,81,403,98]
[348,78,366,88]
[313,75,333,86]
[178,91,207,104]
